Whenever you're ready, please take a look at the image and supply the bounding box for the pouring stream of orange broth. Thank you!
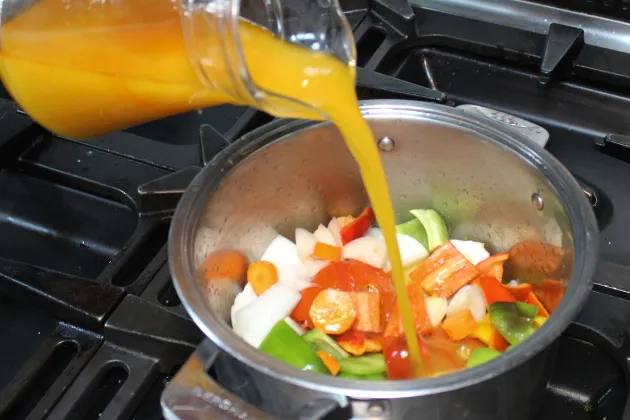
[0,0,424,375]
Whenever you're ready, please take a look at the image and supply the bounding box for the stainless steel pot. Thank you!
[162,100,598,420]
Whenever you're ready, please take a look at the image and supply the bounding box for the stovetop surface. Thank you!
[2,1,630,419]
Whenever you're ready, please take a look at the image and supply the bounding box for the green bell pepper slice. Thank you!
[303,328,350,361]
[259,320,329,373]
[339,353,387,376]
[396,218,429,251]
[409,209,449,251]
[338,371,387,380]
[466,348,502,368]
[489,302,537,346]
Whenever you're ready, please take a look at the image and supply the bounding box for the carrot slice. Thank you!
[310,289,356,335]
[476,253,509,282]
[526,291,550,317]
[313,242,342,262]
[442,309,478,341]
[316,350,341,376]
[477,275,516,305]
[505,283,532,302]
[247,261,278,295]
[199,249,249,287]
[385,281,431,337]
[532,279,565,314]
[411,242,479,298]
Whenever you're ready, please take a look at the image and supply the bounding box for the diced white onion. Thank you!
[342,236,387,268]
[450,240,490,265]
[446,285,487,322]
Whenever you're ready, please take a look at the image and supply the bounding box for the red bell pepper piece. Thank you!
[339,207,375,244]
[410,242,480,298]
[477,275,516,305]
[532,279,565,314]
[476,252,509,282]
[505,283,532,302]
[384,281,431,338]
[526,291,550,317]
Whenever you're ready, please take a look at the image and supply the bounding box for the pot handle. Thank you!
[161,339,275,420]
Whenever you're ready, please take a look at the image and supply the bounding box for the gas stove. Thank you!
[1,1,630,419]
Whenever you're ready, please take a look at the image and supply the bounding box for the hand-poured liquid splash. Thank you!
[0,0,423,376]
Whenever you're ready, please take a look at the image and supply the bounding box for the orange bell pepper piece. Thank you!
[532,279,565,314]
[526,291,550,317]
[442,309,478,341]
[312,242,342,262]
[316,350,341,376]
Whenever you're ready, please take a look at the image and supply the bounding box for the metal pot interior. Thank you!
[170,101,597,395]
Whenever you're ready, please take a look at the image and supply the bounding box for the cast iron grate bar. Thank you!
[0,323,101,420]
[47,343,157,420]
[356,67,446,103]
[0,258,124,331]
[370,0,414,36]
[539,23,585,86]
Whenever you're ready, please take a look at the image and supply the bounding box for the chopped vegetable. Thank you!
[309,289,356,335]
[199,249,249,287]
[425,296,448,327]
[231,283,257,321]
[410,242,479,298]
[337,216,355,228]
[532,279,564,313]
[303,328,350,360]
[526,291,550,317]
[339,353,387,376]
[385,281,431,337]
[284,317,306,335]
[383,234,429,272]
[338,371,387,380]
[442,309,478,341]
[261,235,302,267]
[533,316,548,328]
[477,275,516,305]
[314,224,337,246]
[232,282,301,348]
[352,291,381,333]
[258,320,328,373]
[317,350,341,375]
[340,207,375,245]
[295,228,317,259]
[342,236,387,269]
[313,242,342,262]
[489,302,537,346]
[327,218,343,246]
[515,301,539,318]
[470,314,509,351]
[337,330,383,356]
[396,218,429,250]
[476,252,509,282]
[505,283,532,301]
[409,209,449,251]
[446,284,487,322]
[247,261,279,295]
[466,348,502,368]
[451,240,491,266]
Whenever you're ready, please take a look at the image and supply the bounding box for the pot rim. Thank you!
[168,100,598,398]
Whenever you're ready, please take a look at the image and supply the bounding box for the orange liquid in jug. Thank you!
[0,0,424,376]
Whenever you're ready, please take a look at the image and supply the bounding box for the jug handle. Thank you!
[161,339,275,420]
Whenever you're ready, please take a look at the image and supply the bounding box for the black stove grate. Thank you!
[1,0,630,419]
